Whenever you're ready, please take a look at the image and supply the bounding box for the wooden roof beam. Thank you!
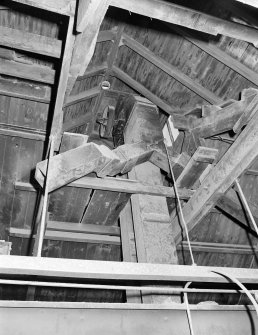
[110,0,258,47]
[169,25,258,87]
[65,0,110,99]
[121,34,221,104]
[173,95,258,242]
[1,255,258,284]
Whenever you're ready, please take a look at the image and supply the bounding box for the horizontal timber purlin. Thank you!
[121,34,221,104]
[112,66,174,114]
[178,241,258,254]
[1,255,258,284]
[110,0,258,47]
[15,177,194,199]
[0,59,55,84]
[9,227,121,245]
[0,26,62,58]
[48,220,120,236]
[169,25,258,87]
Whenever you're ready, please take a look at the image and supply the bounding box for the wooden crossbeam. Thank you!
[110,0,258,47]
[1,255,258,284]
[16,177,194,199]
[121,34,221,104]
[172,98,258,242]
[0,26,62,58]
[47,221,120,236]
[0,59,55,84]
[9,227,120,245]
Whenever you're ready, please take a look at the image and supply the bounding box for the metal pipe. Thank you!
[0,279,257,294]
[235,179,258,236]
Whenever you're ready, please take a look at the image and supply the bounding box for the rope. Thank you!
[184,282,195,335]
[165,120,196,266]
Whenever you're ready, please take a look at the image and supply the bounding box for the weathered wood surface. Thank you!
[121,34,221,104]
[36,141,188,193]
[110,0,258,46]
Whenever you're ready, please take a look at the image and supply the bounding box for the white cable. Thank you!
[213,270,258,318]
[184,282,195,335]
[165,121,196,266]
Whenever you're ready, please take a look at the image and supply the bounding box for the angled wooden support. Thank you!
[65,0,110,98]
[110,0,258,47]
[35,142,117,192]
[175,146,218,189]
[172,101,258,243]
[168,24,258,88]
[121,34,221,104]
[169,146,218,216]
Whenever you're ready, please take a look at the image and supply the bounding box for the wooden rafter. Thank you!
[65,0,110,99]
[110,0,258,47]
[121,34,222,104]
[169,25,258,87]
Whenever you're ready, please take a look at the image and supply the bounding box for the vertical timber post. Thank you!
[124,96,179,303]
